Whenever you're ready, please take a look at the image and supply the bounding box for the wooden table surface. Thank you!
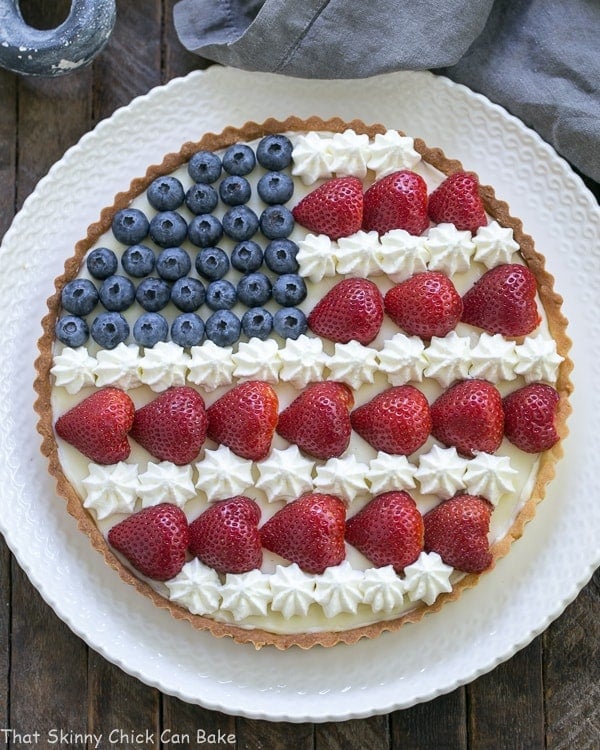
[1,2,598,748]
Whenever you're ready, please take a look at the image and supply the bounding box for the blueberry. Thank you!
[219,175,251,206]
[188,214,224,248]
[205,310,241,346]
[185,183,218,215]
[135,277,171,312]
[112,208,149,245]
[260,205,295,239]
[121,244,155,277]
[273,307,308,340]
[149,211,188,248]
[188,150,222,184]
[86,247,118,280]
[230,240,263,273]
[222,143,255,176]
[147,176,185,211]
[195,246,230,281]
[91,312,130,349]
[256,134,293,170]
[264,238,300,274]
[55,315,89,347]
[222,205,259,241]
[171,313,205,347]
[205,279,237,310]
[156,247,192,281]
[133,312,169,347]
[61,278,99,316]
[171,277,206,312]
[272,274,307,306]
[241,307,273,340]
[237,272,272,307]
[98,275,136,312]
[257,172,294,204]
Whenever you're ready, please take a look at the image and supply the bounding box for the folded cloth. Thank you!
[173,0,600,183]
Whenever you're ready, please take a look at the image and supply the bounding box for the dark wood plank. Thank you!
[467,638,544,749]
[316,716,388,750]
[0,539,10,731]
[0,69,17,241]
[162,698,236,749]
[236,717,314,750]
[544,571,600,749]
[391,688,467,750]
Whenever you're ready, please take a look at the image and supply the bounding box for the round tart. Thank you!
[34,117,572,649]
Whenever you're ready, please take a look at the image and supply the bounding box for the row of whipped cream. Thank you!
[83,443,518,521]
[52,330,563,395]
[166,555,453,621]
[297,221,520,282]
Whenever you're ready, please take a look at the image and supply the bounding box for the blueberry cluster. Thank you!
[55,135,309,350]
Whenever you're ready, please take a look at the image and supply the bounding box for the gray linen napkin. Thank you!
[173,0,600,183]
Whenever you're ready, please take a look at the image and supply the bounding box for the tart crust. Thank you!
[34,116,573,649]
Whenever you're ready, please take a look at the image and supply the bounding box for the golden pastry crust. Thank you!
[34,116,573,650]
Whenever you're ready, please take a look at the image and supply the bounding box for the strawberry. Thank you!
[461,263,541,337]
[350,385,431,455]
[503,383,560,453]
[423,494,493,573]
[188,496,262,574]
[277,381,354,460]
[345,491,424,573]
[430,379,504,457]
[130,386,207,465]
[292,176,363,240]
[260,493,346,574]
[308,278,384,345]
[55,387,135,464]
[107,503,189,581]
[428,171,487,233]
[206,380,278,461]
[384,271,463,339]
[363,170,429,236]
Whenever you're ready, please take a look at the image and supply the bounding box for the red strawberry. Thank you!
[55,387,135,464]
[206,380,278,461]
[503,383,560,453]
[107,503,189,580]
[428,171,487,233]
[423,494,493,573]
[430,379,504,457]
[308,278,384,345]
[292,176,363,240]
[260,493,346,574]
[461,263,541,337]
[131,386,207,465]
[277,381,354,460]
[345,491,424,573]
[384,271,463,339]
[350,385,431,455]
[363,170,429,236]
[188,496,262,574]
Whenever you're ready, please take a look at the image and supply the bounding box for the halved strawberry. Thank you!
[107,503,189,581]
[308,277,384,345]
[428,172,487,233]
[423,494,493,573]
[384,271,463,339]
[363,170,429,236]
[277,381,354,460]
[461,263,541,337]
[430,379,504,457]
[292,176,363,240]
[260,493,346,574]
[503,383,560,453]
[350,385,432,455]
[188,496,262,574]
[206,380,278,461]
[130,386,207,465]
[345,491,424,573]
[55,387,135,464]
